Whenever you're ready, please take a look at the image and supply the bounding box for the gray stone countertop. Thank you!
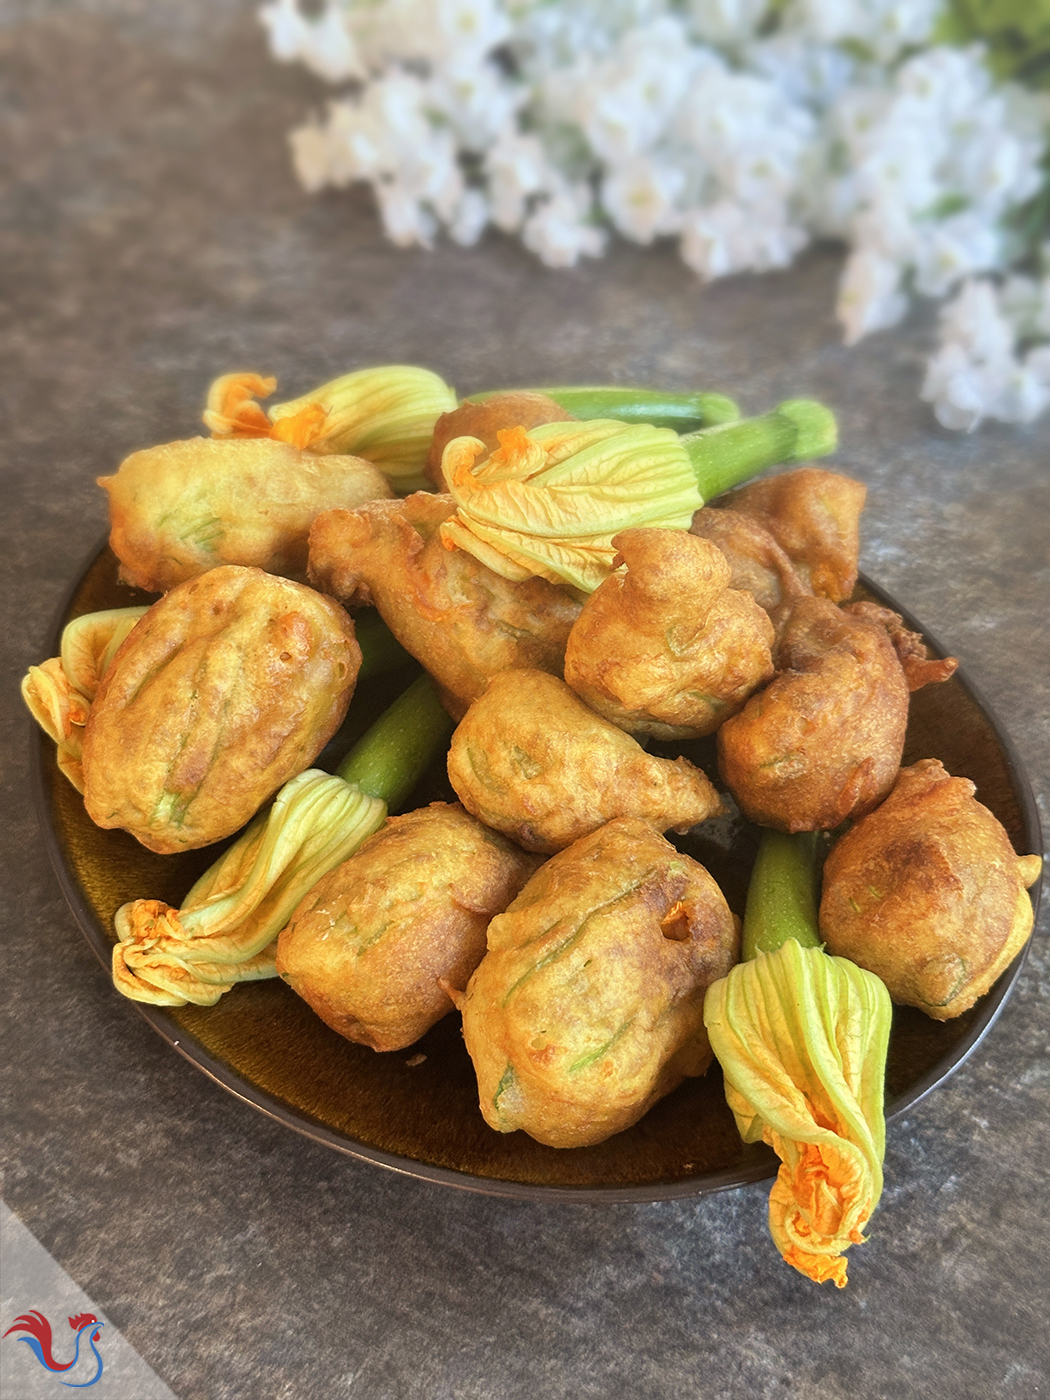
[1,6,1047,1398]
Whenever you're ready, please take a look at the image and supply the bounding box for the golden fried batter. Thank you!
[458,817,740,1148]
[308,494,582,718]
[83,566,359,853]
[717,596,955,832]
[689,505,810,613]
[720,467,867,602]
[424,392,574,491]
[99,436,392,593]
[447,669,723,853]
[819,759,1042,1020]
[563,528,775,740]
[844,601,959,690]
[276,803,539,1052]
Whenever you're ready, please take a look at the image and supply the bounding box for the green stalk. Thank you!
[682,398,838,501]
[468,385,741,432]
[337,672,453,810]
[112,674,454,1007]
[742,831,824,960]
[705,824,892,1286]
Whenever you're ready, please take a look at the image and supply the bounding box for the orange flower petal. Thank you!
[203,371,278,438]
[270,400,329,449]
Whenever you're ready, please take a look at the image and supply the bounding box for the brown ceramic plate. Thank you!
[32,542,1042,1202]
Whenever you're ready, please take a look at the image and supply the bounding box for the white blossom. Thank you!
[260,0,364,81]
[449,187,490,245]
[484,128,558,232]
[782,0,940,64]
[685,0,767,46]
[261,0,1050,429]
[522,186,608,267]
[837,247,908,343]
[922,277,1050,430]
[601,156,685,243]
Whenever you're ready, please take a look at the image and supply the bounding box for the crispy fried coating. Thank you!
[424,392,575,490]
[843,601,959,690]
[83,566,359,853]
[458,817,740,1148]
[308,493,582,718]
[447,669,724,853]
[720,467,867,603]
[276,803,539,1052]
[690,506,810,613]
[819,760,1043,1020]
[99,436,392,593]
[563,528,775,740]
[717,596,955,832]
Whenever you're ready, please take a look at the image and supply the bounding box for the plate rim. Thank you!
[30,536,1043,1203]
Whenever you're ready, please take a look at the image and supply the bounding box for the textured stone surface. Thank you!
[1,6,1047,1399]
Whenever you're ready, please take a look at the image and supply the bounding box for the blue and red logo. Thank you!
[3,1309,105,1388]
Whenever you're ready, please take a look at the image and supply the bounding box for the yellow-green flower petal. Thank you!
[439,420,703,593]
[22,607,149,791]
[269,364,457,485]
[704,939,891,1288]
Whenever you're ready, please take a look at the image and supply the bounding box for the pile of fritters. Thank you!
[53,388,1040,1155]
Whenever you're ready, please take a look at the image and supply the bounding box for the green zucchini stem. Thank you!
[467,385,741,433]
[682,398,838,501]
[741,829,825,961]
[337,672,454,810]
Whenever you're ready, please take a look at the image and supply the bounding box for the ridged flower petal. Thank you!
[111,770,387,1006]
[439,420,703,593]
[704,939,891,1287]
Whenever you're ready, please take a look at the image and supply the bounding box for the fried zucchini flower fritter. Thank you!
[277,803,540,1052]
[720,467,867,604]
[457,817,740,1148]
[690,467,867,615]
[308,493,582,718]
[446,669,724,854]
[717,597,957,832]
[563,528,775,739]
[100,436,392,594]
[819,759,1043,1020]
[82,566,360,853]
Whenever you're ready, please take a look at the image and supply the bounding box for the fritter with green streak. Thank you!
[100,436,391,593]
[447,669,724,854]
[563,528,775,740]
[83,566,360,853]
[277,802,540,1052]
[457,817,740,1148]
[819,759,1042,1020]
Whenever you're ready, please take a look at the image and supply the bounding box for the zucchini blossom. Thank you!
[438,400,837,594]
[111,673,453,1008]
[703,831,892,1288]
[112,768,387,1006]
[439,420,703,594]
[22,607,148,791]
[204,365,457,489]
